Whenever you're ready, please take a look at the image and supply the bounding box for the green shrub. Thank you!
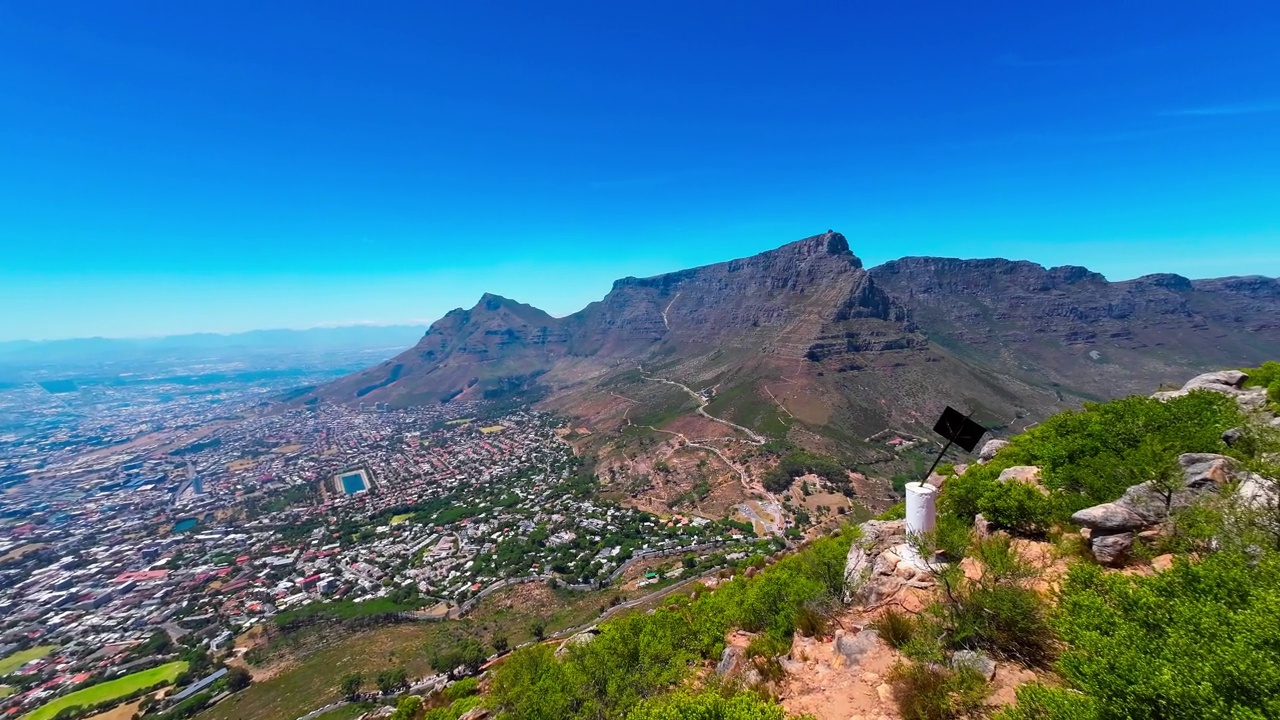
[950,584,1053,666]
[873,609,917,649]
[443,676,479,701]
[942,391,1243,534]
[626,689,805,719]
[889,662,988,720]
[995,684,1099,720]
[488,530,858,720]
[1015,547,1280,719]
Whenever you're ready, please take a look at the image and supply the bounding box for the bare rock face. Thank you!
[997,466,1048,495]
[1091,532,1135,567]
[1071,503,1147,533]
[716,645,745,677]
[1151,371,1268,416]
[978,439,1010,463]
[833,627,883,668]
[457,708,490,720]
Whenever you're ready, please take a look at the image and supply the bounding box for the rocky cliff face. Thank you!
[869,257,1280,398]
[324,231,928,406]
[315,232,1280,452]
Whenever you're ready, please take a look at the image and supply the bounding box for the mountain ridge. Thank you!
[314,231,1280,464]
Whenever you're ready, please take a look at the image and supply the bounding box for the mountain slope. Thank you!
[316,232,1280,460]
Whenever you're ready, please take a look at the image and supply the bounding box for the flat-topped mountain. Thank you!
[314,231,1280,457]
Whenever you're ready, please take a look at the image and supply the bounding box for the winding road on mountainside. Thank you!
[628,368,785,535]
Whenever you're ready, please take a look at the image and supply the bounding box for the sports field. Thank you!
[389,514,412,525]
[0,645,56,675]
[21,661,188,720]
[479,425,505,434]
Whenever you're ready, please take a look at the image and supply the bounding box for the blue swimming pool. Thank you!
[341,473,368,494]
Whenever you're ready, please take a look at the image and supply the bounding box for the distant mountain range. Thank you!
[0,325,431,367]
[312,231,1280,455]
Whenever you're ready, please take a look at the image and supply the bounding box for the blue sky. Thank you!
[1,2,1278,340]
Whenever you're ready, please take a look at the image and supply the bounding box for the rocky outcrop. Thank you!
[997,466,1048,495]
[833,627,883,668]
[1072,452,1278,566]
[1152,370,1274,415]
[978,439,1010,463]
[716,646,745,677]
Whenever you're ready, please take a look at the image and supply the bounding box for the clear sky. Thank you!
[2,2,1278,341]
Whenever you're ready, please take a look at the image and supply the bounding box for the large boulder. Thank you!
[1237,386,1272,413]
[1071,503,1147,532]
[1237,473,1279,510]
[1090,532,1134,567]
[716,645,745,677]
[1180,453,1238,488]
[1183,370,1249,392]
[1113,453,1239,524]
[1153,370,1257,410]
[997,466,1049,495]
[833,627,882,667]
[457,708,490,720]
[978,439,1010,463]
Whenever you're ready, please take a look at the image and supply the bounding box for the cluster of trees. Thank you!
[486,531,854,719]
[271,595,424,633]
[762,450,851,494]
[338,667,410,699]
[942,391,1245,535]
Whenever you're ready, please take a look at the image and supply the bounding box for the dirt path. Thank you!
[660,292,681,330]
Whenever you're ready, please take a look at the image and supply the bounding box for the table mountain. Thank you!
[314,231,1280,454]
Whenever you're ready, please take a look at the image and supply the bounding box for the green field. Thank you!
[389,513,413,525]
[444,418,474,426]
[0,685,14,698]
[0,646,56,675]
[21,661,188,720]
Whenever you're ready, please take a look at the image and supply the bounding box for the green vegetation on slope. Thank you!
[942,391,1244,534]
[487,531,855,719]
[21,661,188,720]
[1000,546,1280,720]
[1243,361,1280,411]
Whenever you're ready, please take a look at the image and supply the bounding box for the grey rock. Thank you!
[1222,428,1245,447]
[1179,453,1237,489]
[1237,473,1279,510]
[1071,503,1147,532]
[834,628,882,667]
[951,650,997,681]
[978,439,1010,463]
[997,466,1048,494]
[1183,370,1249,392]
[856,574,904,605]
[716,645,745,677]
[973,513,992,539]
[457,708,490,720]
[1091,532,1134,567]
[1237,386,1271,413]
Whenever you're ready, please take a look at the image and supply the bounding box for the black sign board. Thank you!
[932,406,987,453]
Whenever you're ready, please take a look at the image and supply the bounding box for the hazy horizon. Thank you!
[3,2,1278,341]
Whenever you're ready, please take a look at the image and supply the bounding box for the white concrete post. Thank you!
[905,482,937,536]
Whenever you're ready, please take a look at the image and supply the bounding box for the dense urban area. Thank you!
[0,365,773,720]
